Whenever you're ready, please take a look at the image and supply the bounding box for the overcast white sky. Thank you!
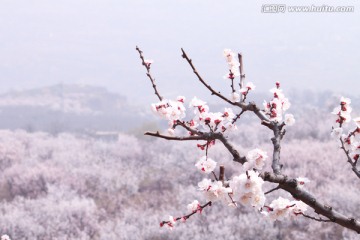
[0,0,359,105]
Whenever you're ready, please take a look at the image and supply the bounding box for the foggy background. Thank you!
[0,0,359,106]
[0,1,360,239]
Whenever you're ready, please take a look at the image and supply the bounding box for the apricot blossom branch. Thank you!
[261,172,360,232]
[138,47,360,234]
[331,98,360,179]
[160,201,212,229]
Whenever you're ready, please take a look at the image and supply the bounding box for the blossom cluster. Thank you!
[262,197,307,220]
[223,49,240,80]
[198,178,232,203]
[151,97,186,124]
[331,97,360,163]
[195,156,217,174]
[1,235,11,240]
[161,200,205,229]
[188,97,237,133]
[229,170,266,209]
[263,82,294,125]
[243,148,268,171]
[331,97,352,126]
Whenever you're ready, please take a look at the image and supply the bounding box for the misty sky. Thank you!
[0,0,359,105]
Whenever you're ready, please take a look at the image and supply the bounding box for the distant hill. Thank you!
[0,84,155,134]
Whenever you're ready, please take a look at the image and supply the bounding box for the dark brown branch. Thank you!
[216,133,247,164]
[241,101,271,123]
[144,131,212,141]
[181,48,238,106]
[219,165,225,183]
[136,46,163,101]
[261,171,360,232]
[271,123,282,175]
[146,130,247,164]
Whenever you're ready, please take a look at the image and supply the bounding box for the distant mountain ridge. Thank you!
[0,84,153,133]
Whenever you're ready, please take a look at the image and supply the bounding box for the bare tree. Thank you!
[136,46,360,233]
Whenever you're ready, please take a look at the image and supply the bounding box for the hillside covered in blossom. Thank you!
[0,90,359,239]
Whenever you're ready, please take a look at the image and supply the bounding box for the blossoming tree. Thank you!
[136,46,360,233]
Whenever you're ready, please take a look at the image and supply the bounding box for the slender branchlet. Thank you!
[136,46,163,101]
[160,201,212,228]
[339,129,360,179]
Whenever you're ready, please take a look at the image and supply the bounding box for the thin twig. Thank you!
[136,46,163,101]
[301,213,332,222]
[160,201,212,227]
[181,48,237,106]
[212,171,219,181]
[339,131,360,179]
[238,53,245,101]
[174,120,203,136]
[231,109,245,125]
[265,186,280,195]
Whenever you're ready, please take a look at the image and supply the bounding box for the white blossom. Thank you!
[246,82,256,90]
[284,114,295,126]
[245,149,268,170]
[195,156,217,174]
[230,170,265,209]
[223,108,235,121]
[151,99,186,122]
[231,92,240,102]
[204,181,232,202]
[1,235,11,240]
[267,197,292,220]
[296,177,310,188]
[198,178,212,191]
[354,117,360,128]
[187,200,200,213]
[144,59,153,67]
[167,128,175,136]
[331,127,343,138]
[166,216,176,229]
[291,201,308,216]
